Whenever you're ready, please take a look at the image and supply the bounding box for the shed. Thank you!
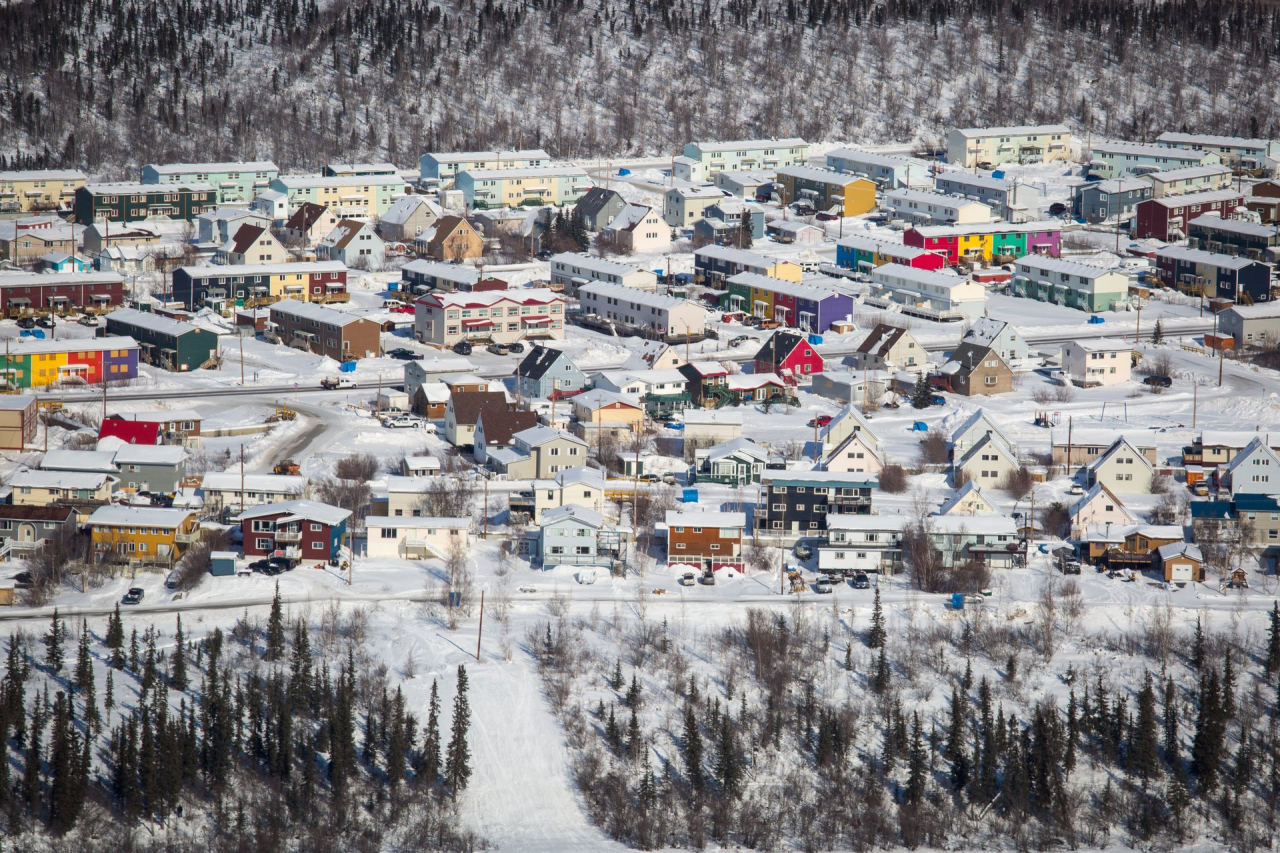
[210,550,238,576]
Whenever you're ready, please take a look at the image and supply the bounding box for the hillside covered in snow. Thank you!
[2,0,1280,175]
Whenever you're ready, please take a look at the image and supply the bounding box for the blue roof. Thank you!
[1189,500,1235,520]
[1230,494,1280,511]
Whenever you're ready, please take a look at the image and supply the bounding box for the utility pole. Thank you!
[1065,416,1073,479]
[1193,382,1198,428]
[813,420,820,464]
[779,545,786,595]
[239,444,246,515]
[239,334,245,386]
[1134,303,1141,344]
[483,477,489,538]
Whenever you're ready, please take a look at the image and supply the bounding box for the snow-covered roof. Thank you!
[145,160,276,174]
[418,288,562,308]
[909,220,1061,238]
[178,261,346,279]
[1223,437,1280,476]
[727,373,783,391]
[551,252,650,277]
[885,188,989,211]
[108,409,200,423]
[365,516,469,529]
[766,220,822,235]
[1156,542,1203,562]
[1224,302,1280,320]
[701,437,769,462]
[88,506,195,526]
[604,204,654,232]
[270,299,370,328]
[1188,214,1277,238]
[667,184,724,200]
[1156,246,1262,270]
[953,124,1069,137]
[682,410,743,426]
[39,450,119,473]
[962,318,1014,347]
[105,307,206,338]
[378,194,442,226]
[665,510,747,528]
[826,149,914,168]
[726,272,840,302]
[695,244,791,267]
[871,263,971,291]
[936,481,994,516]
[84,181,214,193]
[402,259,482,284]
[776,165,869,185]
[428,149,550,164]
[555,466,606,488]
[0,168,85,180]
[541,504,605,528]
[459,166,586,180]
[199,473,305,493]
[1156,131,1271,151]
[1014,256,1121,279]
[936,171,1014,192]
[403,455,442,470]
[9,336,138,356]
[1087,178,1150,194]
[688,138,807,153]
[1148,189,1243,210]
[113,445,187,466]
[1066,338,1131,353]
[1144,164,1232,183]
[1069,483,1133,520]
[514,425,585,447]
[1087,437,1155,473]
[1090,141,1208,160]
[274,174,403,189]
[835,235,936,259]
[236,499,351,525]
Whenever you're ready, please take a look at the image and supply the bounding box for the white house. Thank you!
[961,318,1030,363]
[1061,339,1133,387]
[601,204,669,253]
[681,138,808,173]
[869,263,989,321]
[949,409,1015,459]
[1221,437,1280,497]
[955,432,1020,488]
[577,281,708,337]
[549,252,659,296]
[317,219,385,269]
[883,189,993,226]
[365,516,470,559]
[1086,437,1155,494]
[936,481,998,516]
[822,429,883,474]
[197,472,306,515]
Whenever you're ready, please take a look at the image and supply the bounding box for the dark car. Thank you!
[815,211,838,221]
[794,543,813,560]
[1048,202,1069,216]
[852,572,871,589]
[36,316,55,328]
[16,317,35,329]
[268,556,296,572]
[11,571,33,589]
[121,587,144,605]
[248,559,274,573]
[453,341,473,355]
[1143,375,1173,388]
[508,342,526,353]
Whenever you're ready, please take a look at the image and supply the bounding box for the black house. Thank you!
[757,471,877,536]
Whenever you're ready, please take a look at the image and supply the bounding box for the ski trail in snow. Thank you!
[462,658,625,851]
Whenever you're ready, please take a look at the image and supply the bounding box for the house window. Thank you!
[380,529,397,538]
[255,538,271,550]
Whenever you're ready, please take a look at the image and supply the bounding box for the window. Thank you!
[310,523,322,531]
[255,537,271,550]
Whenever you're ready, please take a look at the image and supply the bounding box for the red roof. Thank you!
[98,420,161,445]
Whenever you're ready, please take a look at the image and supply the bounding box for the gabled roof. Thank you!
[284,201,331,232]
[936,481,996,516]
[956,430,1017,468]
[1088,437,1155,473]
[702,437,770,463]
[819,404,879,446]
[754,331,815,365]
[1069,482,1135,522]
[319,219,375,250]
[225,224,268,255]
[39,450,120,473]
[572,389,642,411]
[856,323,911,357]
[664,510,747,528]
[427,216,475,246]
[573,187,625,219]
[541,504,605,528]
[514,425,585,448]
[475,408,539,446]
[517,345,578,382]
[1156,542,1202,563]
[1223,436,1280,476]
[949,408,1013,448]
[236,499,351,526]
[727,373,784,391]
[943,342,1006,376]
[962,318,1019,348]
[448,391,511,426]
[605,204,655,232]
[380,194,441,226]
[11,469,114,489]
[88,506,196,527]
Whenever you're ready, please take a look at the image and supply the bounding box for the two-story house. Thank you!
[665,510,746,573]
[237,499,351,563]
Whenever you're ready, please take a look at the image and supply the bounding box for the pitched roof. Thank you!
[936,481,995,515]
[856,323,911,356]
[574,187,625,219]
[318,219,373,250]
[664,510,747,528]
[956,431,1017,467]
[605,203,655,232]
[1157,542,1202,562]
[475,408,538,446]
[542,504,605,528]
[517,345,577,382]
[87,506,196,527]
[426,216,474,246]
[1069,483,1135,521]
[449,391,511,426]
[269,299,371,328]
[0,504,77,522]
[380,194,441,226]
[226,224,267,255]
[236,499,351,526]
[944,342,1006,375]
[963,318,1017,348]
[284,201,331,232]
[1223,436,1280,476]
[40,450,120,473]
[949,408,1013,448]
[754,331,813,365]
[1088,437,1155,473]
[702,437,770,462]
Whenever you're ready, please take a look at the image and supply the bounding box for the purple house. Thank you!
[724,272,853,333]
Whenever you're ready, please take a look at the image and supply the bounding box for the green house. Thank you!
[74,182,216,224]
[104,307,220,372]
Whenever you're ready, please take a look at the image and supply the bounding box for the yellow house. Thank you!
[89,506,200,566]
[10,470,116,506]
[775,167,876,217]
[0,169,87,213]
[571,390,645,434]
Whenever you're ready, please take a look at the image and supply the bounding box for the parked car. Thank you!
[121,587,145,605]
[248,559,273,573]
[852,572,871,589]
[1048,202,1069,216]
[164,570,182,590]
[813,579,833,594]
[486,342,511,356]
[320,376,356,390]
[679,572,696,587]
[815,211,838,221]
[1143,375,1173,388]
[384,415,424,429]
[78,313,99,327]
[508,342,526,353]
[729,335,751,347]
[386,347,423,361]
[453,340,473,355]
[16,317,35,329]
[11,571,33,589]
[699,570,716,585]
[794,542,813,560]
[807,415,833,428]
[36,315,55,328]
[638,473,661,483]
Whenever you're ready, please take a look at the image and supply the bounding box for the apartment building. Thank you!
[578,281,707,337]
[0,169,86,213]
[455,166,589,208]
[945,124,1072,168]
[414,288,566,346]
[141,161,278,204]
[418,149,551,185]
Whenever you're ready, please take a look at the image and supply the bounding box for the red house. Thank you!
[1134,190,1244,241]
[753,331,824,381]
[237,499,352,563]
[98,420,161,445]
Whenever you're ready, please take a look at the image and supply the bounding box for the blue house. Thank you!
[516,345,587,400]
[706,200,765,240]
[40,251,92,273]
[537,504,623,567]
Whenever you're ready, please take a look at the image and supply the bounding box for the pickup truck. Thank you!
[320,376,356,390]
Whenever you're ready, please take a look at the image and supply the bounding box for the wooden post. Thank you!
[475,589,484,662]
[239,334,245,386]
[1193,382,1198,428]
[1066,416,1073,479]
[779,544,786,595]
[483,477,489,538]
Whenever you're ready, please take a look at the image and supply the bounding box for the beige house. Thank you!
[0,220,79,265]
[522,467,608,523]
[486,426,589,480]
[377,195,441,243]
[216,224,287,265]
[281,202,339,247]
[10,470,115,506]
[955,433,1019,488]
[571,390,644,434]
[1062,339,1132,387]
[935,481,998,516]
[848,323,927,373]
[426,216,483,261]
[1086,437,1155,494]
[365,516,470,559]
[822,429,884,474]
[83,222,159,255]
[1069,483,1136,538]
[601,204,670,253]
[663,185,724,227]
[818,405,879,455]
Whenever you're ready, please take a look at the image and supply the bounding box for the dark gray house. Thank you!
[574,188,628,232]
[1073,179,1153,224]
[0,505,78,559]
[112,445,187,493]
[705,200,765,240]
[516,345,588,400]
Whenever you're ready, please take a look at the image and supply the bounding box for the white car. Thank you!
[383,415,425,429]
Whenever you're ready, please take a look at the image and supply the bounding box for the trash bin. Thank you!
[951,592,965,610]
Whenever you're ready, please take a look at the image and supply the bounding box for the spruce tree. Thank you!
[104,669,114,715]
[737,209,753,249]
[422,678,441,785]
[1162,676,1179,764]
[1131,672,1160,785]
[73,621,97,725]
[386,687,407,793]
[946,686,970,790]
[265,582,285,661]
[911,374,933,409]
[871,644,890,694]
[905,712,927,804]
[1221,650,1236,718]
[1151,319,1163,344]
[105,605,125,669]
[129,627,139,672]
[612,658,622,690]
[682,704,704,795]
[44,608,64,672]
[48,690,83,833]
[170,616,188,692]
[1191,616,1204,670]
[444,664,472,799]
[1266,602,1280,676]
[1191,669,1225,792]
[627,704,642,758]
[714,712,742,798]
[867,586,886,648]
[21,694,43,816]
[605,705,622,754]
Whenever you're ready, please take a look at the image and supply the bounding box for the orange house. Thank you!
[89,505,200,566]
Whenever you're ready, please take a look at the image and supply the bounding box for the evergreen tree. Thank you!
[104,669,114,715]
[910,374,933,409]
[44,608,65,672]
[946,686,970,790]
[129,627,139,672]
[1065,690,1078,773]
[871,644,890,694]
[444,664,472,799]
[737,209,753,249]
[1151,318,1164,344]
[1191,669,1225,792]
[1221,650,1235,718]
[48,690,84,833]
[612,658,622,690]
[626,672,641,708]
[1162,676,1179,765]
[1266,602,1280,676]
[73,621,97,725]
[1131,672,1160,785]
[905,712,927,804]
[1191,616,1204,670]
[386,687,407,793]
[867,586,886,648]
[421,678,442,785]
[170,616,188,692]
[105,605,125,669]
[844,642,852,672]
[682,704,704,795]
[265,582,285,661]
[715,711,742,798]
[22,693,43,815]
[627,704,642,758]
[605,704,622,754]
